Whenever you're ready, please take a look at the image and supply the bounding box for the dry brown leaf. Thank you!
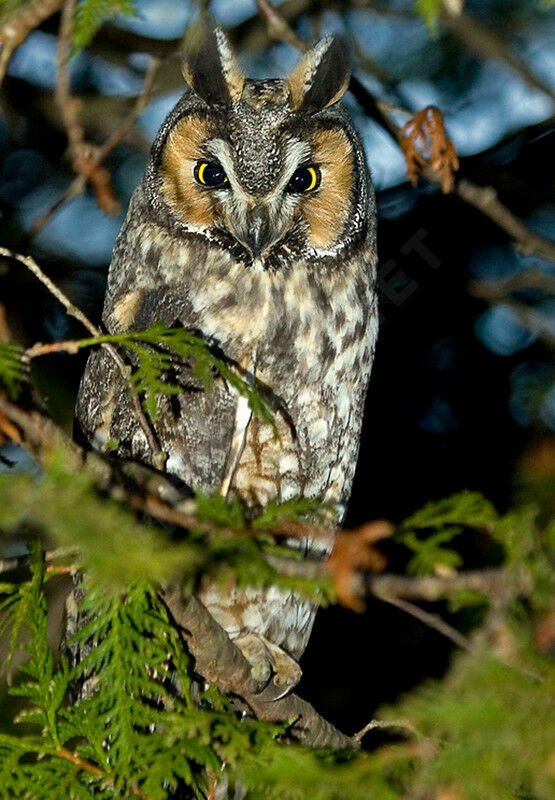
[327,520,392,611]
[399,106,459,193]
[75,154,120,216]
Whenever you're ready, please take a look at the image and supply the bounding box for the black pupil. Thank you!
[288,167,316,193]
[202,163,226,186]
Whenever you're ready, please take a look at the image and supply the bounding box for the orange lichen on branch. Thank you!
[327,520,392,611]
[399,106,459,193]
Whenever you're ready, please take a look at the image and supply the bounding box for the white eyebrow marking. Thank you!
[205,138,241,189]
[270,138,311,198]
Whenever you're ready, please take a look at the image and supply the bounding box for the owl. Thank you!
[76,29,378,695]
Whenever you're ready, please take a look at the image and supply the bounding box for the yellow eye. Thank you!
[286,165,321,193]
[195,161,228,187]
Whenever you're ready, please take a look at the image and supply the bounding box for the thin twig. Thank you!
[469,269,555,297]
[375,590,544,682]
[56,0,84,159]
[96,56,161,160]
[55,0,122,216]
[255,0,307,52]
[31,55,161,236]
[163,591,357,750]
[366,568,531,602]
[443,8,555,103]
[0,546,81,577]
[0,247,164,465]
[353,718,423,743]
[456,179,555,263]
[0,247,97,335]
[58,747,145,797]
[45,564,74,575]
[57,747,105,777]
[469,281,555,350]
[25,340,80,358]
[376,592,475,652]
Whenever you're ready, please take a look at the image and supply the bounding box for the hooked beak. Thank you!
[245,206,272,258]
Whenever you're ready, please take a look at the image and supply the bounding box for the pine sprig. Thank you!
[0,341,26,400]
[1,491,554,798]
[72,0,136,53]
[252,496,334,528]
[1,542,46,673]
[396,491,498,575]
[8,544,69,749]
[0,560,361,799]
[414,0,442,33]
[0,449,330,601]
[76,323,276,428]
[0,450,202,593]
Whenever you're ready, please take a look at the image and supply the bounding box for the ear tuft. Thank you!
[182,27,244,105]
[288,36,350,113]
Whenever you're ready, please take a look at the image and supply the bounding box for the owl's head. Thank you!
[148,29,371,271]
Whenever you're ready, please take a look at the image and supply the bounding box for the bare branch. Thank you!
[55,0,121,216]
[468,269,555,297]
[456,179,555,263]
[469,279,555,350]
[56,0,82,158]
[375,592,475,653]
[353,717,424,743]
[163,591,357,750]
[31,55,161,236]
[366,568,522,602]
[255,0,307,52]
[443,8,555,104]
[58,747,144,797]
[0,0,63,85]
[0,246,97,336]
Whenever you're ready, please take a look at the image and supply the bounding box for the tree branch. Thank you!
[468,278,555,350]
[162,591,357,750]
[54,0,122,216]
[366,568,522,601]
[469,269,555,297]
[377,592,475,653]
[456,179,555,263]
[31,54,160,235]
[442,8,555,104]
[0,0,63,85]
[57,746,144,796]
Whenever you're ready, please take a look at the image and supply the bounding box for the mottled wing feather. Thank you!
[76,286,237,495]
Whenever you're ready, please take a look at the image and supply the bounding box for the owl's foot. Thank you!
[233,633,302,699]
[233,633,273,688]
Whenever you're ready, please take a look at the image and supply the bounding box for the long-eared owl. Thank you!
[76,29,378,692]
